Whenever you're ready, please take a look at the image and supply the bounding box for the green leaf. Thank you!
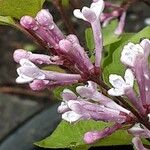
[42,65,66,73]
[102,20,121,46]
[23,43,37,52]
[35,120,132,149]
[62,0,70,8]
[0,16,16,26]
[0,0,45,19]
[102,33,134,69]
[103,26,150,84]
[85,28,95,55]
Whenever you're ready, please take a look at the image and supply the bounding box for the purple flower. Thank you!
[74,0,104,69]
[108,69,134,96]
[58,81,132,123]
[16,58,81,90]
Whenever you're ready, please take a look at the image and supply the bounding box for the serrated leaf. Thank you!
[103,26,150,84]
[35,120,132,149]
[0,16,16,26]
[0,0,45,19]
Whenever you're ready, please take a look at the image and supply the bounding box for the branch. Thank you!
[0,86,50,99]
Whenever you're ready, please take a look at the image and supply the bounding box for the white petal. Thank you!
[121,43,144,67]
[124,69,134,87]
[108,88,124,96]
[17,66,45,80]
[19,58,36,67]
[61,89,77,101]
[90,0,105,17]
[109,74,125,89]
[73,9,87,21]
[82,7,96,22]
[87,81,97,90]
[128,123,143,132]
[121,47,135,67]
[76,86,94,98]
[16,76,33,84]
[36,71,46,80]
[134,44,144,54]
[62,111,82,123]
[57,101,69,113]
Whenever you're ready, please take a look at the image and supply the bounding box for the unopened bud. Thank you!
[36,9,54,28]
[20,16,37,30]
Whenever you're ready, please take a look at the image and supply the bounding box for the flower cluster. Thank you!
[58,81,133,143]
[58,39,150,149]
[13,8,97,89]
[13,0,150,149]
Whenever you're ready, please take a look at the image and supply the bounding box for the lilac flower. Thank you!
[19,8,96,77]
[108,69,146,115]
[84,123,121,144]
[74,0,104,68]
[108,69,134,96]
[73,0,104,23]
[58,81,133,142]
[121,42,144,68]
[20,9,64,50]
[16,58,81,90]
[16,58,45,83]
[59,39,94,73]
[76,81,130,114]
[13,49,63,65]
[121,39,150,107]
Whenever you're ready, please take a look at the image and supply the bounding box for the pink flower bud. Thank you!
[20,16,38,30]
[29,79,49,91]
[36,9,54,28]
[59,39,72,53]
[13,49,30,63]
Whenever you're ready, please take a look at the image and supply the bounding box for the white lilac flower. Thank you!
[16,59,81,89]
[73,0,104,68]
[58,81,132,124]
[73,0,104,23]
[62,111,82,123]
[77,81,131,114]
[16,59,45,84]
[121,42,144,67]
[108,69,134,96]
[61,89,77,101]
